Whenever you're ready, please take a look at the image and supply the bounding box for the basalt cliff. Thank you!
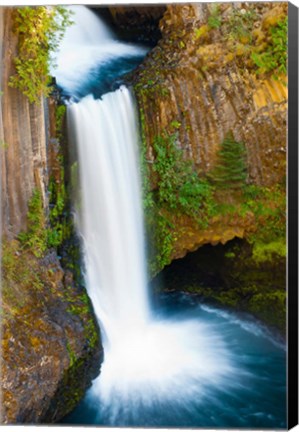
[129,2,287,332]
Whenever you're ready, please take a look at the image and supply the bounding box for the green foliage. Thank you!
[238,182,286,270]
[243,184,286,242]
[9,6,73,103]
[140,127,216,274]
[64,286,99,349]
[147,209,176,275]
[139,109,154,211]
[47,168,69,249]
[208,5,222,29]
[251,17,287,77]
[170,120,181,130]
[55,104,66,139]
[209,132,247,190]
[18,165,69,255]
[227,8,257,42]
[152,132,215,224]
[2,240,44,303]
[18,189,47,257]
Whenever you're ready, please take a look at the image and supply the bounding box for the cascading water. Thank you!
[68,88,150,344]
[68,84,241,425]
[53,6,286,428]
[52,5,148,100]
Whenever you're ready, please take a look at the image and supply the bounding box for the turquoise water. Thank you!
[63,293,286,429]
[55,7,286,429]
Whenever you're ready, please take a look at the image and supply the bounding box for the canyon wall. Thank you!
[0,7,101,424]
[132,2,287,262]
[135,2,287,186]
[130,2,287,332]
[0,8,48,238]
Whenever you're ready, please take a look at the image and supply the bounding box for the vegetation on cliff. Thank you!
[9,6,73,103]
[2,65,100,422]
[194,2,288,78]
[141,123,285,281]
[134,2,287,332]
[143,129,216,273]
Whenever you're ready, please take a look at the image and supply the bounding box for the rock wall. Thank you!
[2,244,101,423]
[107,6,165,43]
[0,7,102,424]
[134,3,287,186]
[0,7,48,238]
[132,2,287,263]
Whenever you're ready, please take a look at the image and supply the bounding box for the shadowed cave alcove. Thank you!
[151,237,286,335]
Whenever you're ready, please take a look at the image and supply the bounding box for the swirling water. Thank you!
[53,6,286,429]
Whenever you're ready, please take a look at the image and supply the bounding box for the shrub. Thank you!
[251,17,287,77]
[208,5,222,29]
[152,132,215,224]
[9,6,73,103]
[18,189,47,257]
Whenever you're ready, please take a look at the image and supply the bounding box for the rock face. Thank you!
[2,244,101,423]
[108,6,166,43]
[131,2,286,333]
[0,7,102,424]
[132,2,287,262]
[135,3,286,186]
[0,8,48,238]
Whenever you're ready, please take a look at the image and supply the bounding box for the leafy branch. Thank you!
[9,6,73,103]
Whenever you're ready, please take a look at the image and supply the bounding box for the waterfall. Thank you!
[68,87,150,346]
[63,5,236,425]
[67,86,238,425]
[52,6,147,100]
[55,7,286,428]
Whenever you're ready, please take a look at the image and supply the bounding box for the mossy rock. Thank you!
[1,240,102,424]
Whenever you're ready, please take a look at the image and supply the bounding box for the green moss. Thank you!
[64,286,99,350]
[66,341,77,368]
[140,126,216,275]
[226,8,257,42]
[47,168,70,249]
[55,104,67,140]
[252,239,286,263]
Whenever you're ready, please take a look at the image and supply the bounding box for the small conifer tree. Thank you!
[210,132,247,190]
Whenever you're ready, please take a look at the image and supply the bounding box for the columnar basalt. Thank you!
[132,2,287,263]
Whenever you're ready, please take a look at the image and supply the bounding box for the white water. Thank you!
[52,6,147,98]
[61,6,241,423]
[68,88,149,345]
[68,86,240,423]
[56,6,286,428]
